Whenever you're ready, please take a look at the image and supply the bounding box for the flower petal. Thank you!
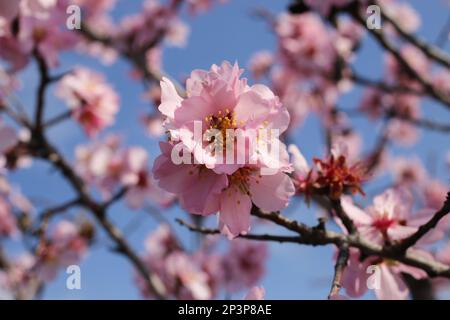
[219,189,252,238]
[248,171,295,212]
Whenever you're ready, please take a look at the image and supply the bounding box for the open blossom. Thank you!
[35,220,90,281]
[57,67,119,137]
[137,224,213,300]
[342,248,428,300]
[340,188,444,245]
[137,225,268,299]
[223,239,267,292]
[153,61,295,238]
[276,13,337,77]
[390,156,427,187]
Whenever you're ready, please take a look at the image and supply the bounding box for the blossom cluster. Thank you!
[135,224,267,299]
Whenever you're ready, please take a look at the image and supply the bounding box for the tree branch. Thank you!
[176,218,306,244]
[377,1,450,69]
[350,6,450,110]
[33,50,50,131]
[328,244,349,299]
[393,192,450,253]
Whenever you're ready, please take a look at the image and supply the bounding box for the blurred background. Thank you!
[2,0,450,299]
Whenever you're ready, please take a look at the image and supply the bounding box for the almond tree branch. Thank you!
[376,1,450,69]
[349,5,450,110]
[350,73,423,95]
[176,218,306,244]
[393,192,450,253]
[251,209,450,278]
[33,50,50,131]
[29,135,168,299]
[328,243,349,299]
[330,198,357,234]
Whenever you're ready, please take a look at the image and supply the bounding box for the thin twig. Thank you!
[377,1,450,68]
[43,110,73,129]
[351,7,450,110]
[330,198,357,234]
[176,218,306,244]
[328,243,349,299]
[393,192,450,253]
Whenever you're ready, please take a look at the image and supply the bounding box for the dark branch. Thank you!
[393,192,450,253]
[328,244,349,299]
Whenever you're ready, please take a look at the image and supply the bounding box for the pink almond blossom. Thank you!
[340,188,443,245]
[35,220,89,281]
[153,61,295,238]
[223,239,267,292]
[57,67,119,137]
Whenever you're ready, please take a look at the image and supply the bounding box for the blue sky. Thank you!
[4,0,450,299]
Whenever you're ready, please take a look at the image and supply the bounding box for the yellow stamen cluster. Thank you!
[204,109,247,149]
[204,108,239,131]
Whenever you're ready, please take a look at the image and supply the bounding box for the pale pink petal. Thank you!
[340,196,373,225]
[387,225,417,241]
[374,264,409,300]
[219,189,252,238]
[158,77,183,120]
[248,171,295,212]
[288,144,309,177]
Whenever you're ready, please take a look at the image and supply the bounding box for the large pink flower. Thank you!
[160,61,291,174]
[153,62,295,238]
